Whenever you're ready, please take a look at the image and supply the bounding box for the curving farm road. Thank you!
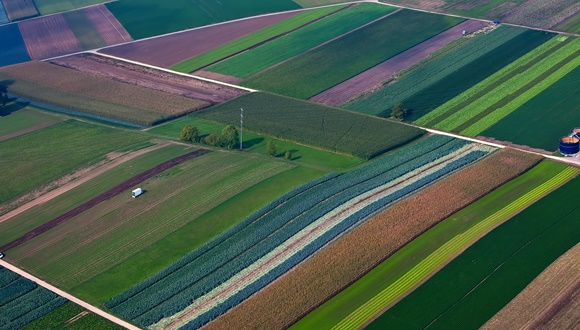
[0,259,141,330]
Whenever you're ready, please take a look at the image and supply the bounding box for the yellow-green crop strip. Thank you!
[332,165,579,330]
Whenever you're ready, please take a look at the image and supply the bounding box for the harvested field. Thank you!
[0,61,210,125]
[18,14,83,59]
[379,0,526,19]
[0,149,210,252]
[202,148,542,330]
[310,20,487,106]
[502,0,580,29]
[84,5,131,45]
[1,0,38,21]
[0,23,30,66]
[483,243,580,330]
[100,11,299,68]
[51,54,245,104]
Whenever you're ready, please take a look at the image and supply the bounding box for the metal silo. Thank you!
[559,136,580,156]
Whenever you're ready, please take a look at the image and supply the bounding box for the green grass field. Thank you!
[107,0,301,40]
[366,167,580,329]
[0,120,147,208]
[33,0,109,15]
[8,152,293,293]
[0,143,190,247]
[0,105,63,141]
[293,0,351,7]
[208,3,396,78]
[482,63,580,151]
[242,10,463,99]
[196,92,424,159]
[148,117,364,170]
[556,13,580,33]
[21,302,121,329]
[70,165,324,303]
[171,5,344,72]
[295,161,573,329]
[62,9,107,49]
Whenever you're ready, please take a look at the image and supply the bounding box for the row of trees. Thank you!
[180,124,239,149]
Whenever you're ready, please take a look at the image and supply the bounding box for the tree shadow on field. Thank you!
[0,102,28,117]
[243,137,264,149]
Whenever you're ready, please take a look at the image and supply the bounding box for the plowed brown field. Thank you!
[2,0,38,21]
[84,4,132,46]
[51,54,245,104]
[100,11,299,68]
[19,14,83,59]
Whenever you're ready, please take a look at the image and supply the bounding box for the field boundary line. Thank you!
[0,259,141,330]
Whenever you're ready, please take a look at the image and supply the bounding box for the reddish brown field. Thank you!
[2,0,38,21]
[84,4,132,46]
[99,11,299,68]
[202,149,542,330]
[51,54,245,104]
[310,20,487,106]
[19,14,83,59]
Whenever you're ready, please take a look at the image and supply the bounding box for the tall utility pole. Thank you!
[240,108,243,150]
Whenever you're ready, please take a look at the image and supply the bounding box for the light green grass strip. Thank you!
[170,6,343,73]
[462,52,580,136]
[432,38,580,131]
[414,36,561,126]
[332,166,578,330]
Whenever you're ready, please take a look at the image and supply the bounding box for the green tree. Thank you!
[204,132,220,147]
[220,125,239,149]
[179,125,200,142]
[391,102,407,120]
[267,140,277,157]
[285,150,292,160]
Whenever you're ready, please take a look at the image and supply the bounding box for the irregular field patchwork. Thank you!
[197,92,424,159]
[18,14,83,59]
[204,148,542,330]
[33,0,110,15]
[243,10,463,99]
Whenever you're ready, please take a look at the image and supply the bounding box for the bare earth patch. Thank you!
[19,14,83,59]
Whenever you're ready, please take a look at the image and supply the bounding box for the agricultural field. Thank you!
[197,92,424,159]
[483,242,580,330]
[0,120,147,210]
[0,24,31,66]
[0,2,9,24]
[0,105,63,141]
[106,0,301,40]
[18,14,83,59]
[62,9,107,49]
[367,171,580,329]
[348,26,552,120]
[0,266,66,330]
[206,3,397,79]
[317,161,575,330]
[104,135,494,329]
[0,61,210,126]
[501,0,580,30]
[33,0,110,15]
[22,302,122,329]
[379,0,527,20]
[557,11,580,33]
[293,0,351,7]
[148,117,364,170]
[1,0,38,21]
[7,152,293,294]
[243,10,463,99]
[100,10,299,68]
[171,5,346,73]
[482,63,580,151]
[417,36,580,139]
[204,148,542,330]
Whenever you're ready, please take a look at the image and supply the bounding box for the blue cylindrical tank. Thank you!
[560,136,579,156]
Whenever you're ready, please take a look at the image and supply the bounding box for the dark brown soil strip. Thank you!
[1,149,210,252]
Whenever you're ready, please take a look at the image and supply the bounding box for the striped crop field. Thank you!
[207,3,397,78]
[171,5,346,73]
[7,152,293,292]
[348,26,552,120]
[368,168,580,329]
[418,36,580,136]
[330,163,578,330]
[203,148,542,330]
[33,0,109,15]
[104,135,493,329]
[242,9,463,99]
[21,301,123,329]
[0,267,66,330]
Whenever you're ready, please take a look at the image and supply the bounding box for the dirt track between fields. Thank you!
[0,148,210,252]
[99,11,299,68]
[0,260,141,330]
[310,19,487,106]
[51,54,245,104]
